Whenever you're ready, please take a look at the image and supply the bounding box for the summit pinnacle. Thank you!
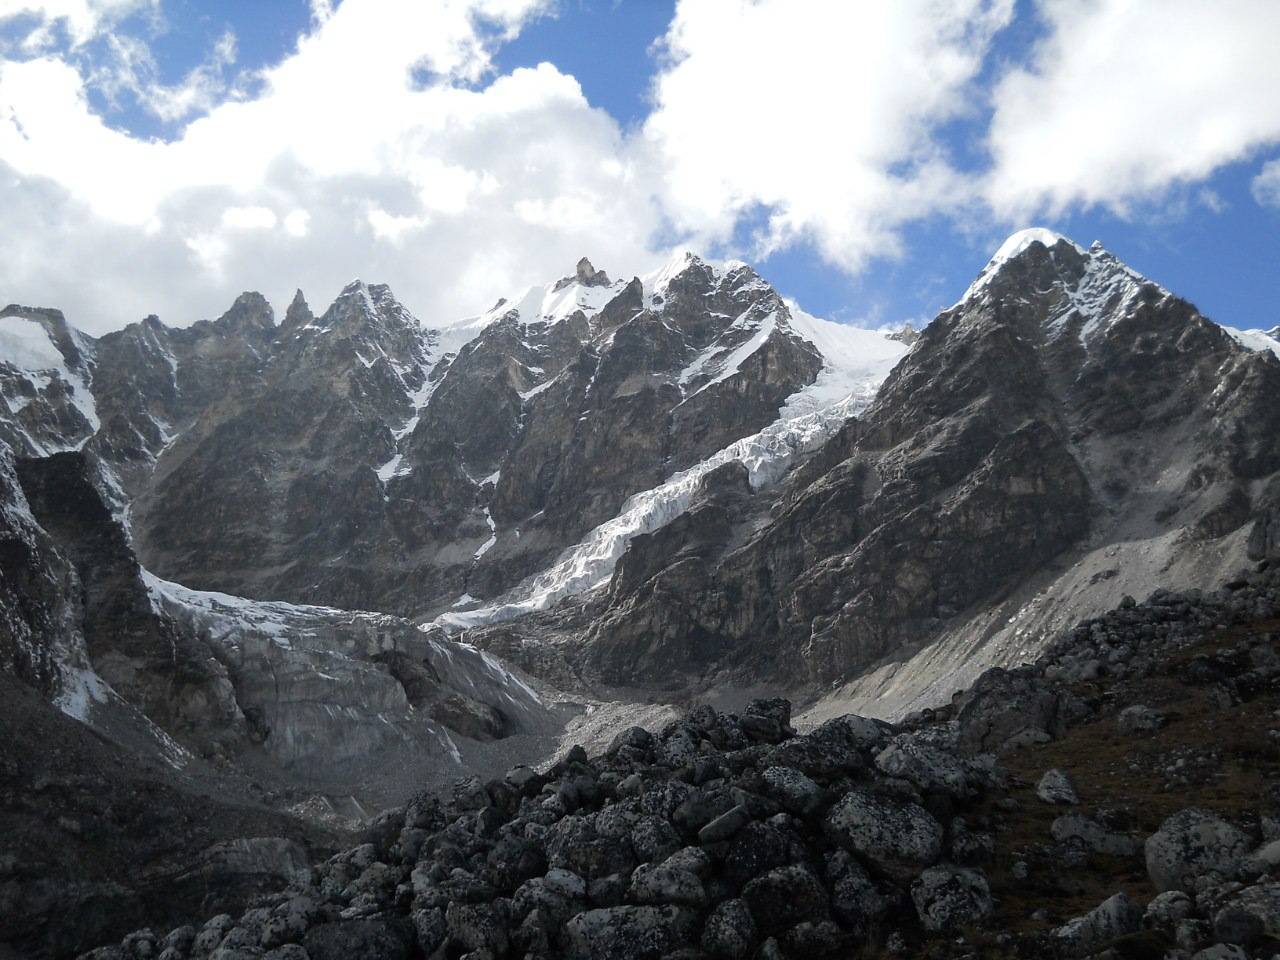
[576,257,611,287]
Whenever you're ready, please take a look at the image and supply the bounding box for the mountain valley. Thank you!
[4,231,1280,958]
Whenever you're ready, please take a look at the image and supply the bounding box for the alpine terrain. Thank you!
[3,231,1280,959]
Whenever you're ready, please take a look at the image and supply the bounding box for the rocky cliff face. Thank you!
[460,233,1280,720]
[0,250,907,815]
[112,257,829,617]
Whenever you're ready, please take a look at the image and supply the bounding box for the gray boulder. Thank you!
[1116,704,1165,736]
[700,898,757,960]
[561,905,693,960]
[302,919,414,960]
[760,765,828,816]
[1051,812,1141,857]
[1219,881,1280,936]
[445,899,511,954]
[1142,890,1194,928]
[910,866,993,932]
[874,738,978,799]
[741,864,831,937]
[1054,892,1143,958]
[1035,769,1079,805]
[1146,809,1252,892]
[628,862,705,907]
[824,791,943,881]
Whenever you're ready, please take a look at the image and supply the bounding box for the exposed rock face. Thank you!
[0,307,98,458]
[0,444,78,695]
[533,234,1280,707]
[0,673,340,960]
[113,259,825,616]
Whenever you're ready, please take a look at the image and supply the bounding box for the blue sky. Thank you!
[1,0,1279,335]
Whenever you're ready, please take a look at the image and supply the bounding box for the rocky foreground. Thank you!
[67,564,1280,960]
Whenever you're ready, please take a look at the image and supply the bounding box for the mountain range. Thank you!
[3,228,1280,957]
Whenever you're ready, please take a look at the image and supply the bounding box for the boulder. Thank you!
[910,866,993,932]
[1035,769,1079,805]
[1220,882,1280,936]
[700,898,757,960]
[741,864,831,937]
[1116,704,1164,736]
[1051,812,1141,857]
[1054,892,1143,958]
[698,805,752,844]
[561,905,693,960]
[430,692,505,740]
[628,863,705,907]
[302,919,415,960]
[445,899,511,954]
[824,791,943,881]
[760,765,829,816]
[874,738,980,799]
[1146,809,1252,893]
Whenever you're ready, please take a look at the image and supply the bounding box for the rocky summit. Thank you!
[3,231,1280,958]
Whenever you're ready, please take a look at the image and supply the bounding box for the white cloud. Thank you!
[642,0,1015,269]
[986,0,1280,219]
[4,0,1278,339]
[0,0,157,50]
[1253,159,1280,208]
[0,0,674,333]
[222,205,277,230]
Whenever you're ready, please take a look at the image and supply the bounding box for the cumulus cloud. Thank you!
[0,0,670,333]
[986,0,1280,219]
[642,0,1015,269]
[2,0,1278,337]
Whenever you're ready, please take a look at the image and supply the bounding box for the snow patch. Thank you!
[677,309,776,398]
[1225,326,1280,359]
[1,317,66,370]
[519,378,555,401]
[0,316,100,450]
[53,664,110,721]
[473,508,497,560]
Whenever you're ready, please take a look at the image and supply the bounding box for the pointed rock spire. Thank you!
[576,257,612,287]
[282,289,313,332]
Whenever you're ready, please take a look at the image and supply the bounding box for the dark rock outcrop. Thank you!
[556,234,1280,700]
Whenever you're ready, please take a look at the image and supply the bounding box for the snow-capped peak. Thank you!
[455,266,631,335]
[640,250,767,309]
[310,279,419,336]
[991,227,1084,264]
[952,228,1174,348]
[958,228,1086,304]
